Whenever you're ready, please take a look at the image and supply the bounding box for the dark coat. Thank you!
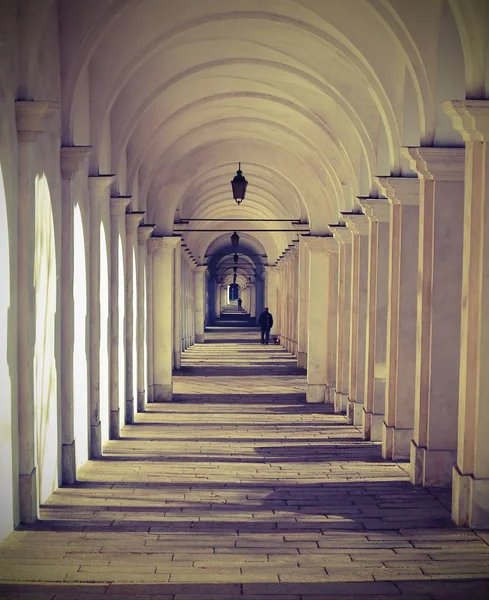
[258,310,273,330]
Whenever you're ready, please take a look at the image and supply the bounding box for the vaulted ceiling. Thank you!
[51,0,481,267]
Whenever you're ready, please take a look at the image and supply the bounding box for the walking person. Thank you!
[237,297,242,309]
[258,307,273,345]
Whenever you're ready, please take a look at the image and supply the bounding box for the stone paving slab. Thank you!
[0,328,488,598]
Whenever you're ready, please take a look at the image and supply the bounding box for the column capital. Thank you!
[376,176,420,206]
[330,225,352,245]
[110,196,131,217]
[15,100,51,141]
[138,224,155,245]
[148,235,181,254]
[301,235,337,253]
[125,211,145,234]
[343,213,370,235]
[88,175,115,198]
[402,147,465,181]
[441,100,489,142]
[194,265,208,273]
[358,198,390,223]
[60,146,92,180]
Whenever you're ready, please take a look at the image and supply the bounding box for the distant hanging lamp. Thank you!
[233,266,237,274]
[233,253,239,264]
[231,231,240,248]
[230,162,248,205]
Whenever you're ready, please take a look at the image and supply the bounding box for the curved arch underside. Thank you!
[60,0,467,263]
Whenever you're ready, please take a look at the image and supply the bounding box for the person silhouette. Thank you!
[237,297,242,309]
[258,307,273,344]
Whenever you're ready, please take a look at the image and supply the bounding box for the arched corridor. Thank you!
[2,0,489,594]
[1,326,489,597]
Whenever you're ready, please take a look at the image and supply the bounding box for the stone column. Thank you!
[404,147,465,486]
[442,100,489,526]
[109,196,130,437]
[331,226,352,414]
[15,101,50,522]
[343,214,370,425]
[137,225,154,412]
[249,283,256,318]
[173,240,182,369]
[194,266,207,343]
[60,146,91,484]
[359,199,390,441]
[325,241,339,404]
[151,236,180,401]
[124,212,144,424]
[297,240,309,369]
[88,174,114,457]
[146,240,155,402]
[377,177,420,460]
[264,266,278,338]
[303,236,337,403]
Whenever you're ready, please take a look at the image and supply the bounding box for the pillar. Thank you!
[60,146,91,484]
[331,227,352,414]
[151,236,180,401]
[173,240,182,369]
[343,214,369,425]
[194,265,207,343]
[15,101,50,522]
[359,199,390,441]
[125,212,144,424]
[442,100,489,526]
[296,240,309,369]
[146,239,155,402]
[137,224,154,412]
[88,175,114,457]
[377,177,420,460]
[249,283,256,318]
[109,196,130,437]
[303,236,337,403]
[404,147,465,486]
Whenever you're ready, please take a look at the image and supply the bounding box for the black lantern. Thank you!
[233,253,239,264]
[230,231,239,248]
[230,162,248,205]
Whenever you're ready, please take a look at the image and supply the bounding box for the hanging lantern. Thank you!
[230,231,239,248]
[233,253,239,264]
[230,162,248,205]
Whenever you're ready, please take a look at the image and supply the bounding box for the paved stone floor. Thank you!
[1,326,489,599]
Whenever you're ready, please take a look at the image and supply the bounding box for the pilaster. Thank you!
[377,177,420,460]
[151,236,181,401]
[88,174,115,458]
[297,240,309,369]
[403,147,465,487]
[59,146,91,486]
[343,214,369,426]
[136,225,155,411]
[330,226,352,414]
[109,196,131,437]
[173,240,183,369]
[194,265,208,344]
[358,199,390,442]
[124,212,145,424]
[442,100,489,527]
[15,101,51,523]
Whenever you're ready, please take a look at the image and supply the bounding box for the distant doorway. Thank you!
[228,283,239,302]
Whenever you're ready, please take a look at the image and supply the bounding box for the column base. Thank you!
[362,411,384,442]
[306,384,326,403]
[174,352,181,369]
[326,386,335,404]
[62,441,76,485]
[154,383,173,402]
[334,391,347,414]
[125,398,134,425]
[19,469,38,524]
[452,466,489,528]
[137,390,146,412]
[90,422,102,459]
[110,409,120,439]
[147,385,154,403]
[346,398,354,425]
[297,352,307,370]
[382,424,412,460]
[410,441,456,486]
[195,333,205,344]
[347,400,363,426]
